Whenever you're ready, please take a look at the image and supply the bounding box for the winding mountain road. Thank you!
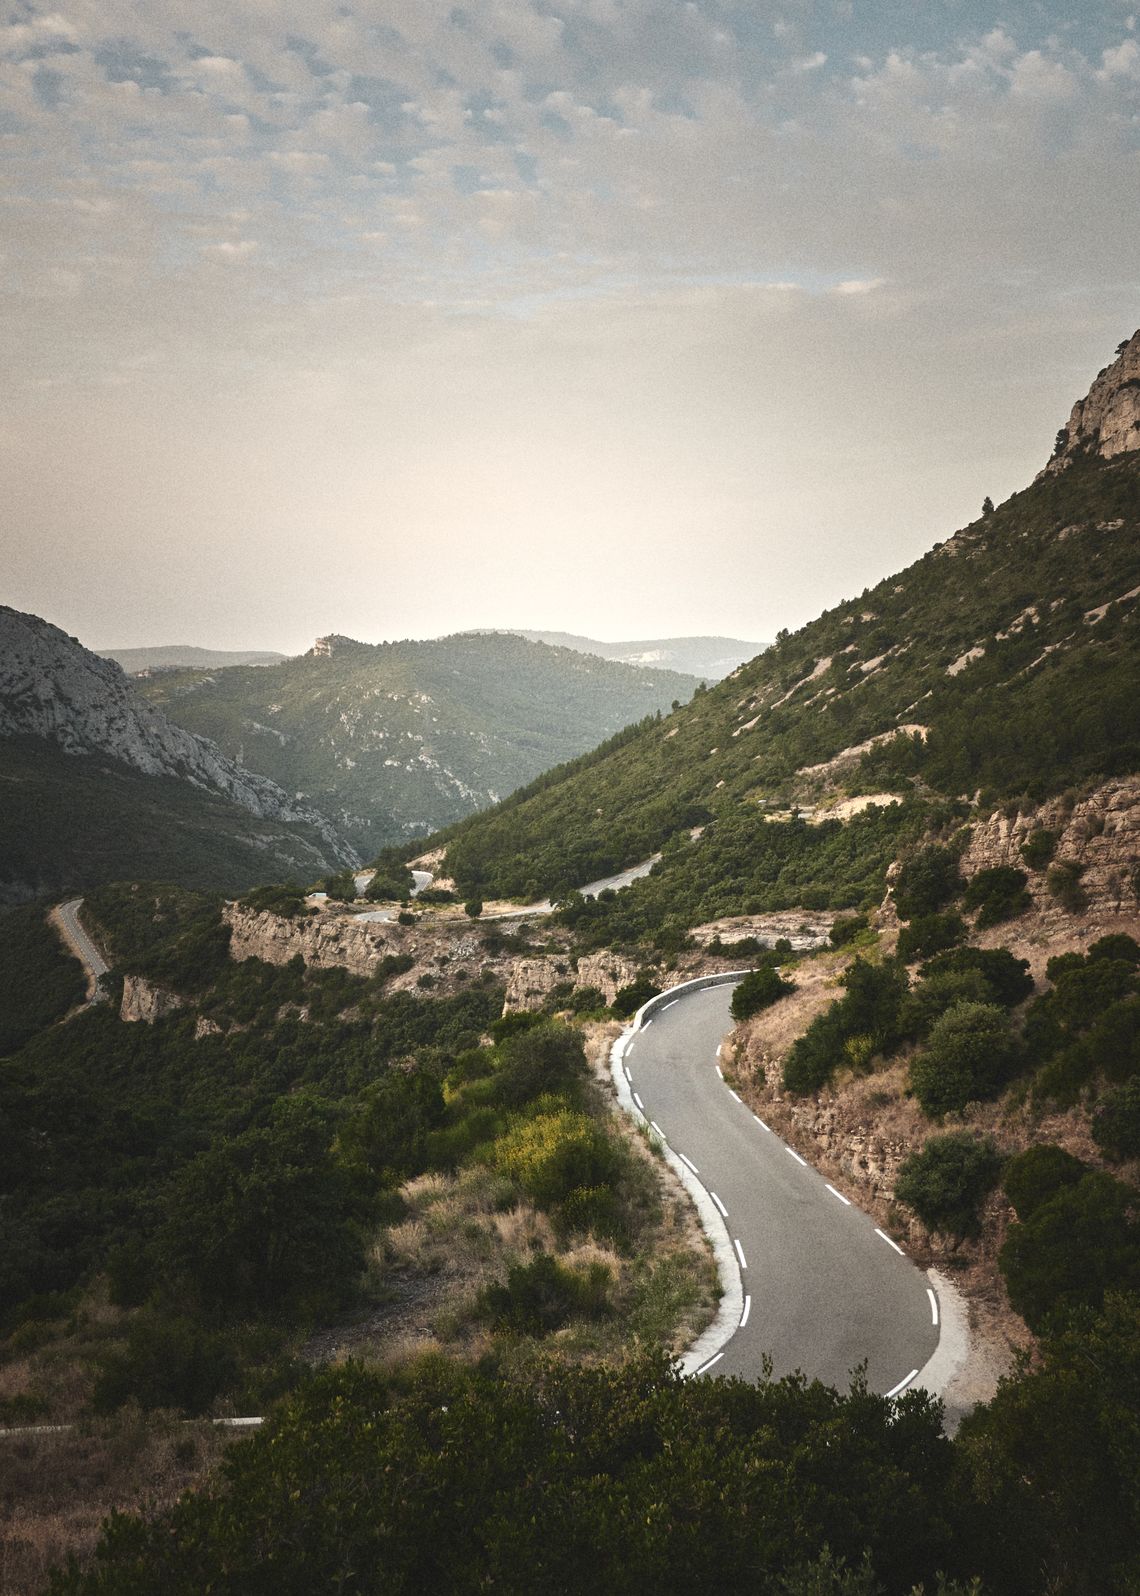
[618,979,941,1394]
[52,897,109,1004]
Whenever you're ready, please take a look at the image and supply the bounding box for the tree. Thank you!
[999,1171,1140,1332]
[894,1134,1002,1238]
[893,846,963,921]
[731,965,795,1021]
[908,1002,1019,1117]
[464,898,484,919]
[981,496,994,516]
[1001,1144,1086,1220]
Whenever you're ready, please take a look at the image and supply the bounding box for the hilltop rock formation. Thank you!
[1044,328,1140,473]
[0,607,356,866]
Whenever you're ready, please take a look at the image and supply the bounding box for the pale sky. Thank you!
[2,1,1138,655]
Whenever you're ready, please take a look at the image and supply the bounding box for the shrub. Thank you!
[492,1105,621,1209]
[894,1134,1003,1238]
[999,1171,1140,1332]
[93,1313,240,1416]
[1089,933,1140,966]
[893,845,963,920]
[1092,1080,1140,1161]
[908,1001,1019,1117]
[731,965,795,1021]
[477,1252,613,1336]
[1019,829,1058,870]
[829,914,869,947]
[962,866,1031,928]
[489,1023,588,1109]
[465,899,484,919]
[1046,860,1087,912]
[896,912,965,964]
[919,946,1034,1007]
[782,958,909,1095]
[397,910,415,925]
[1002,1144,1087,1220]
[612,976,662,1018]
[898,968,994,1041]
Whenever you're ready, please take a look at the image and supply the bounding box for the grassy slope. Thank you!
[430,453,1140,909]
[138,632,699,855]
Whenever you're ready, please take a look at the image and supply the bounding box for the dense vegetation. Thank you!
[138,632,698,855]
[0,902,86,1054]
[418,453,1138,920]
[47,1290,1140,1595]
[0,740,340,905]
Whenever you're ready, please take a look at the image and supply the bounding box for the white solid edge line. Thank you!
[679,1152,700,1174]
[633,1091,644,1110]
[785,1146,808,1167]
[825,1183,852,1206]
[696,1352,725,1375]
[710,1191,728,1218]
[740,1294,751,1328]
[927,1287,939,1326]
[875,1227,906,1256]
[884,1369,919,1399]
[734,1238,747,1269]
[650,1121,664,1137]
[611,971,752,1377]
[753,1114,770,1131]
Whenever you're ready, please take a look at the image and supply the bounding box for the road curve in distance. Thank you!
[624,980,939,1394]
[53,897,110,1003]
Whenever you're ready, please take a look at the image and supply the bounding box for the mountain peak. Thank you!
[308,634,368,658]
[1043,326,1140,475]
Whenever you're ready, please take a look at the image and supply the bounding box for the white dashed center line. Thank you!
[715,1064,724,1079]
[785,1147,808,1167]
[679,1152,700,1175]
[696,1352,724,1374]
[739,1294,751,1328]
[884,1368,918,1399]
[650,1121,664,1138]
[875,1228,906,1257]
[728,1089,742,1104]
[825,1183,851,1206]
[927,1287,939,1326]
[633,1091,644,1111]
[734,1238,747,1269]
[753,1114,770,1131]
[710,1191,728,1218]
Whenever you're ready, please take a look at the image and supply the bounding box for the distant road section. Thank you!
[51,898,110,1003]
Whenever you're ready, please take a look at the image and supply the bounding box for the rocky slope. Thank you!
[138,631,698,856]
[501,632,763,681]
[1045,326,1140,474]
[0,608,359,901]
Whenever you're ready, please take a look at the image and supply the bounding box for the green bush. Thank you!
[1019,828,1057,869]
[999,1171,1140,1332]
[731,965,795,1021]
[896,912,965,964]
[1001,1144,1087,1220]
[1089,933,1140,966]
[783,958,909,1095]
[919,945,1034,1007]
[93,1313,240,1416]
[898,969,994,1041]
[477,1252,613,1336]
[894,1134,1003,1238]
[962,866,1031,928]
[893,845,963,920]
[829,914,869,947]
[1046,860,1087,912]
[908,1002,1019,1117]
[612,976,662,1018]
[489,1023,588,1110]
[1092,1080,1140,1161]
[464,899,484,919]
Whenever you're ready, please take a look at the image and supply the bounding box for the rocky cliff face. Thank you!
[1044,328,1140,474]
[120,974,185,1024]
[0,607,356,865]
[961,775,1140,924]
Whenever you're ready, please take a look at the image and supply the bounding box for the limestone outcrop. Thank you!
[1043,328,1140,473]
[120,975,185,1024]
[961,776,1140,924]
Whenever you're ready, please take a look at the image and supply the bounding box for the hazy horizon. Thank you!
[3,1,1138,655]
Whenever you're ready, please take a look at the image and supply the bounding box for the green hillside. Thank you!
[138,631,698,856]
[427,451,1139,933]
[0,740,346,905]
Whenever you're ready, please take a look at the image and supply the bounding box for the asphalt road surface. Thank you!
[55,898,110,1001]
[623,981,940,1393]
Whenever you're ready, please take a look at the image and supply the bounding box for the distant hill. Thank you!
[429,329,1140,922]
[99,645,288,674]
[498,631,762,681]
[137,631,699,857]
[0,608,355,903]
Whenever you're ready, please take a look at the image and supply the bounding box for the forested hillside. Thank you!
[429,441,1138,931]
[138,631,697,856]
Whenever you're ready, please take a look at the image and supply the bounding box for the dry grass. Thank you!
[0,1414,237,1596]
